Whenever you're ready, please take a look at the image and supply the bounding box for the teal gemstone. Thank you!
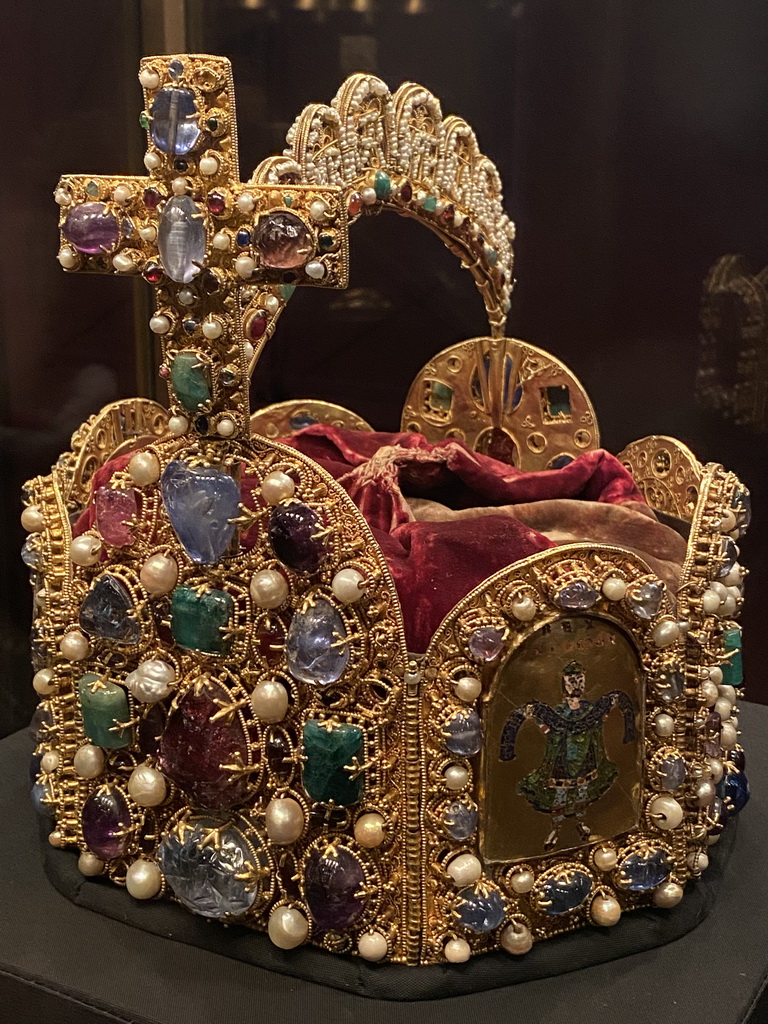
[278,284,296,302]
[721,626,743,687]
[171,585,234,654]
[283,193,294,207]
[302,720,364,806]
[171,351,211,412]
[78,673,131,748]
[86,180,100,198]
[486,246,499,266]
[373,170,391,200]
[422,194,437,212]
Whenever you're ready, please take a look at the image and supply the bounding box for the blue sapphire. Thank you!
[158,195,207,283]
[168,58,184,78]
[79,574,141,645]
[539,869,592,914]
[21,537,41,570]
[721,771,750,814]
[183,318,199,334]
[150,87,200,156]
[29,752,43,784]
[31,779,54,817]
[550,454,575,469]
[444,800,478,841]
[555,580,599,610]
[29,704,53,742]
[289,413,318,431]
[235,228,251,247]
[161,460,240,564]
[443,710,482,757]
[456,885,506,933]
[286,598,349,687]
[717,537,739,579]
[617,848,672,891]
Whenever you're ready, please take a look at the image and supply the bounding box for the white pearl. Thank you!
[718,684,737,703]
[695,780,715,807]
[149,313,171,334]
[591,896,621,927]
[305,260,326,280]
[48,831,64,847]
[139,68,160,89]
[265,797,305,844]
[21,505,45,533]
[720,721,738,749]
[263,294,280,314]
[719,595,737,617]
[714,697,733,721]
[235,255,255,278]
[361,187,377,205]
[60,631,90,661]
[250,680,289,723]
[653,881,684,907]
[709,758,724,784]
[509,869,534,893]
[128,764,167,807]
[78,851,105,876]
[331,568,365,604]
[70,534,102,566]
[216,417,236,438]
[168,414,189,436]
[501,924,533,955]
[654,713,675,738]
[261,470,295,504]
[594,846,618,871]
[268,906,309,949]
[41,750,60,773]
[702,589,722,614]
[648,794,684,830]
[720,509,737,532]
[708,666,723,685]
[511,595,536,621]
[125,659,176,703]
[250,570,289,609]
[128,451,160,486]
[199,154,219,176]
[212,230,231,251]
[202,316,223,339]
[700,680,719,706]
[447,853,482,886]
[309,199,327,222]
[354,812,386,848]
[33,668,57,695]
[112,184,133,205]
[445,936,471,962]
[143,151,161,171]
[710,581,729,600]
[237,192,255,213]
[602,576,627,601]
[126,859,162,899]
[140,224,157,243]
[74,743,105,779]
[358,931,388,961]
[687,851,709,873]
[445,765,469,790]
[722,563,742,587]
[243,341,255,362]
[707,833,720,846]
[171,176,188,195]
[453,675,482,702]
[653,620,681,647]
[177,288,195,306]
[58,247,79,269]
[140,553,178,596]
[55,187,72,206]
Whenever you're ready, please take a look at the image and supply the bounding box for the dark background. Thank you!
[2,0,766,737]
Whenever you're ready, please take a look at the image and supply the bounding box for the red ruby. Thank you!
[441,203,455,224]
[159,365,170,379]
[400,181,413,203]
[143,262,164,283]
[347,192,363,216]
[256,617,285,666]
[207,191,226,215]
[248,311,267,340]
[143,187,163,209]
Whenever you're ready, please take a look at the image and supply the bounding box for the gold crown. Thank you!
[24,55,750,965]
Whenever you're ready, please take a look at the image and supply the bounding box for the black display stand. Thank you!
[2,704,767,1024]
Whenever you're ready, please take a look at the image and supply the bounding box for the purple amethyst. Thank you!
[269,503,328,574]
[304,846,367,932]
[468,626,505,662]
[62,202,120,254]
[555,580,599,610]
[81,787,132,859]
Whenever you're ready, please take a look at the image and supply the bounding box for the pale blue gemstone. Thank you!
[444,800,478,840]
[286,598,349,686]
[158,820,257,918]
[444,710,482,757]
[456,886,506,932]
[158,196,206,283]
[79,574,141,645]
[161,460,240,564]
[617,849,672,892]
[628,581,665,620]
[150,87,200,156]
[31,779,54,818]
[540,870,592,914]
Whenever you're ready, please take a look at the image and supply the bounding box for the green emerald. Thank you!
[139,111,150,130]
[373,170,391,200]
[422,194,437,212]
[171,585,234,654]
[302,720,364,806]
[86,180,100,198]
[427,380,453,413]
[279,284,296,301]
[721,626,743,688]
[283,193,294,207]
[171,351,211,412]
[78,673,131,749]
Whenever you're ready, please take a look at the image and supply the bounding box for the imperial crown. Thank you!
[24,54,750,966]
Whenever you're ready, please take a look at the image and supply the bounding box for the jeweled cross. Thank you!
[55,54,349,441]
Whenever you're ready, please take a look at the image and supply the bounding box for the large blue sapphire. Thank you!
[617,848,672,891]
[539,869,592,914]
[150,88,200,156]
[286,598,349,686]
[161,460,240,564]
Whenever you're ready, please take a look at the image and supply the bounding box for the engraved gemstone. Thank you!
[555,580,599,610]
[456,885,506,932]
[617,848,672,891]
[78,672,131,748]
[286,598,349,687]
[79,574,141,644]
[62,202,120,254]
[150,87,200,155]
[94,486,138,546]
[170,585,234,654]
[468,626,505,662]
[628,581,665,620]
[161,460,240,563]
[443,710,482,757]
[81,786,132,859]
[269,503,328,574]
[304,847,367,932]
[539,870,592,914]
[721,627,743,688]
[158,195,206,283]
[444,800,478,841]
[254,211,312,269]
[302,719,364,806]
[158,820,258,918]
[170,352,211,412]
[158,684,249,808]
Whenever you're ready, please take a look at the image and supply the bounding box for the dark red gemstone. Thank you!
[400,181,413,203]
[347,192,363,216]
[265,728,293,778]
[248,311,267,340]
[82,787,132,860]
[269,503,328,574]
[138,703,167,757]
[143,263,164,283]
[207,191,226,215]
[441,203,455,223]
[158,684,250,809]
[304,847,367,932]
[159,365,170,379]
[256,617,285,666]
[143,187,163,209]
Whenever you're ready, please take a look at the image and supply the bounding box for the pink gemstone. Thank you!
[254,211,312,269]
[95,486,139,546]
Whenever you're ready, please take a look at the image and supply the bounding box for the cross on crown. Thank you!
[54,54,350,441]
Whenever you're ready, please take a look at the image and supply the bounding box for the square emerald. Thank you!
[171,585,234,654]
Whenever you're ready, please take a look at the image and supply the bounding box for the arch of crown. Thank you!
[20,54,749,966]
